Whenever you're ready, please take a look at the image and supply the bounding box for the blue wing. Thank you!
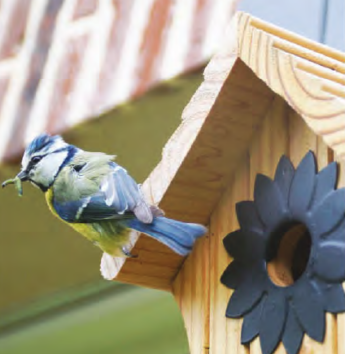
[53,163,153,223]
[53,193,134,223]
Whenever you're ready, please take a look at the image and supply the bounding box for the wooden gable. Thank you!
[100,11,345,354]
[101,12,345,290]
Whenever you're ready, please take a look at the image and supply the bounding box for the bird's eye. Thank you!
[73,163,86,173]
[31,156,42,164]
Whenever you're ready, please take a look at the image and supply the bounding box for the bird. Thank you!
[6,134,207,257]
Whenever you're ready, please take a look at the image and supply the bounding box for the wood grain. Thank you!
[102,12,345,354]
[208,157,249,354]
[249,16,345,64]
[247,97,339,354]
[105,59,274,289]
[173,232,210,354]
[107,11,345,293]
[183,12,344,354]
[236,12,345,160]
[249,95,289,354]
[289,108,337,354]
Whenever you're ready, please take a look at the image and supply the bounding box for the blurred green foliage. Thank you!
[0,287,189,354]
[0,71,202,313]
[0,71,203,354]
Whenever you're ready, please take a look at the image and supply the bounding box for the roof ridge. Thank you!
[248,14,345,64]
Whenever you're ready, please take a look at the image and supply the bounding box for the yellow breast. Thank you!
[44,188,129,256]
[45,188,60,219]
[44,188,100,243]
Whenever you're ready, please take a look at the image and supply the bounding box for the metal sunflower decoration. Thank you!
[221,151,345,354]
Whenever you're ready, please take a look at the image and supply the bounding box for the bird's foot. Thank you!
[122,246,137,258]
[150,205,165,217]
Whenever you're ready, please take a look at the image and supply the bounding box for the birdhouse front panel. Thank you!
[170,12,345,353]
[173,97,345,354]
[106,11,345,354]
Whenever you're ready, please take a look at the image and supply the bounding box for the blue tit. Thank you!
[7,134,206,257]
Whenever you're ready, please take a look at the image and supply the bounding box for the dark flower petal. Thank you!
[289,151,316,215]
[226,268,265,318]
[291,279,325,342]
[312,162,337,207]
[221,260,249,289]
[254,174,285,228]
[313,241,345,282]
[260,290,287,354]
[282,306,304,354]
[313,280,345,313]
[309,188,345,238]
[324,219,345,242]
[274,155,295,205]
[223,229,266,262]
[241,295,266,344]
[236,201,264,232]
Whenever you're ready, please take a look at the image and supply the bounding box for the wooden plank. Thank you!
[263,101,294,354]
[239,0,325,48]
[172,230,210,354]
[296,59,345,86]
[249,94,289,354]
[288,109,317,165]
[226,160,250,354]
[249,97,339,354]
[249,101,270,354]
[209,181,229,354]
[175,249,192,346]
[191,235,210,354]
[289,109,337,354]
[312,138,337,354]
[289,110,316,354]
[249,15,345,64]
[209,158,250,354]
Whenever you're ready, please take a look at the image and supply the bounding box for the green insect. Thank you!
[2,176,23,196]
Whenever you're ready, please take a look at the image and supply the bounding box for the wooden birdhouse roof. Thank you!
[101,12,345,290]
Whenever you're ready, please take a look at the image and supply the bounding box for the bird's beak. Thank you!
[16,170,28,181]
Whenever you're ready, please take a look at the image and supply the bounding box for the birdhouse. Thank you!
[101,12,345,354]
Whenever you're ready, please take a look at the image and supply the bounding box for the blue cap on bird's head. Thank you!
[23,134,67,163]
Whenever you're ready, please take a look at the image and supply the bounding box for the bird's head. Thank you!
[17,134,77,191]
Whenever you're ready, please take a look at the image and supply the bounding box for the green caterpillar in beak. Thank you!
[2,176,23,196]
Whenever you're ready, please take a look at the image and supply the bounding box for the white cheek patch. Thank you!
[33,151,69,187]
[22,138,68,170]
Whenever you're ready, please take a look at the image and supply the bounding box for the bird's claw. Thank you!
[122,247,137,258]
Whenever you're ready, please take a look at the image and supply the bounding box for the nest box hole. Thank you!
[266,223,312,287]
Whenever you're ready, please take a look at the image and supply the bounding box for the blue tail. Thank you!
[125,217,207,256]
